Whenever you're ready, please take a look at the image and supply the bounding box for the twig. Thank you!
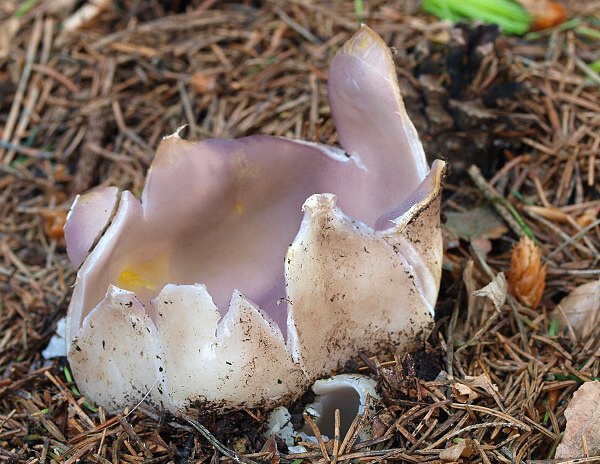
[1,16,43,164]
[468,165,531,240]
[181,414,259,464]
[303,413,331,462]
[116,415,152,459]
[274,7,322,45]
[546,217,600,260]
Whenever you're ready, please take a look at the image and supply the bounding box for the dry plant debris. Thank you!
[552,279,600,339]
[0,0,599,463]
[508,236,547,309]
[555,381,600,459]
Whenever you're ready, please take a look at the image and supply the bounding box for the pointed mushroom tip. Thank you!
[155,126,198,156]
[106,284,134,298]
[301,193,338,215]
[147,127,199,179]
[226,290,263,320]
[229,289,245,305]
[163,125,188,141]
[155,282,209,296]
[431,159,449,188]
[226,290,287,341]
[374,158,447,232]
[342,25,389,57]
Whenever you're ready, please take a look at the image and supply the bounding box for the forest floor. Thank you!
[0,0,599,462]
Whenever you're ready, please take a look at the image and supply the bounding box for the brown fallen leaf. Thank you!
[452,373,502,405]
[553,279,600,338]
[440,439,475,461]
[555,381,600,459]
[577,207,599,228]
[444,206,508,256]
[190,73,218,94]
[440,440,466,461]
[463,374,501,397]
[463,261,507,330]
[453,382,479,402]
[472,272,508,312]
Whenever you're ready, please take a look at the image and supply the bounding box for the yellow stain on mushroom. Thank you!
[231,151,257,215]
[346,30,371,52]
[234,201,244,214]
[117,254,167,293]
[232,151,259,184]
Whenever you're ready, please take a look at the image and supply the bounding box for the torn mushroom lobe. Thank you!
[64,186,119,269]
[66,26,446,413]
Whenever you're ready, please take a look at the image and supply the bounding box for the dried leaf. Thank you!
[507,236,546,309]
[445,206,508,252]
[472,272,507,312]
[554,279,600,338]
[190,73,218,94]
[577,208,599,228]
[464,261,506,330]
[445,206,508,257]
[555,381,600,459]
[440,440,466,461]
[453,374,501,405]
[463,374,500,399]
[453,382,479,402]
[440,439,475,461]
[463,259,481,329]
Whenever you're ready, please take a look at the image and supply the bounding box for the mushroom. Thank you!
[266,374,379,448]
[65,26,446,413]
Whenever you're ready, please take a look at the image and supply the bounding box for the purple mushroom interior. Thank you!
[76,135,429,336]
[70,27,432,340]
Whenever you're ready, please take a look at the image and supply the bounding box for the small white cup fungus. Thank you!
[266,374,379,448]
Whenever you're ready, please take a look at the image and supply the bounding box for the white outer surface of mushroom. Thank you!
[154,284,306,409]
[65,26,446,413]
[286,185,443,379]
[69,286,166,412]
